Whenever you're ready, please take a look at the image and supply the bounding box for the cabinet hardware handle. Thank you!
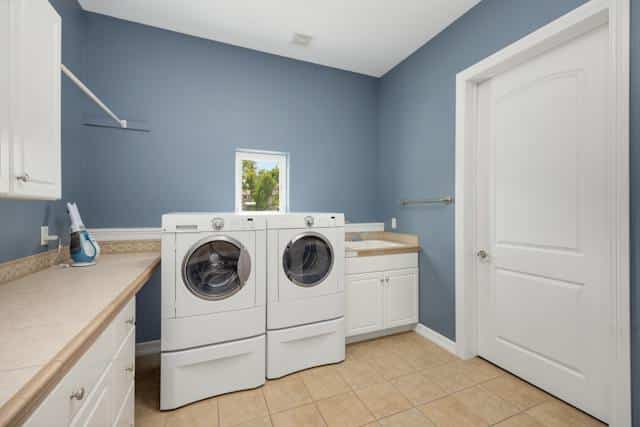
[70,387,85,400]
[15,173,30,183]
[476,249,489,261]
[125,366,134,373]
[125,318,135,325]
[385,277,389,283]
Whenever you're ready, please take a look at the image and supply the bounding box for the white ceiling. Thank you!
[78,0,481,77]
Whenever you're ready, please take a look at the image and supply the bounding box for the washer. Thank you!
[160,213,266,410]
[266,213,345,378]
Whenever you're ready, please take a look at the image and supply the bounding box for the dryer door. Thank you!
[183,237,251,301]
[175,232,256,317]
[277,228,342,301]
[283,232,334,287]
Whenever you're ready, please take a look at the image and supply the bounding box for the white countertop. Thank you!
[0,253,159,425]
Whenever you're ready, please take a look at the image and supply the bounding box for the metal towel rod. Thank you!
[61,64,128,129]
[401,196,454,206]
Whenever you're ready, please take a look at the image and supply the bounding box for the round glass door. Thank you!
[283,233,334,287]
[182,237,251,301]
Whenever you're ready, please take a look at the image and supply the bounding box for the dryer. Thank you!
[161,213,266,410]
[266,213,345,378]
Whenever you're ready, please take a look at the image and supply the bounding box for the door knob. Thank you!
[476,249,489,261]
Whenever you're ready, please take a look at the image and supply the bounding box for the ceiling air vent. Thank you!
[291,33,313,47]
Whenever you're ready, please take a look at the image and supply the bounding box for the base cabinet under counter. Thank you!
[345,253,419,338]
[24,298,136,427]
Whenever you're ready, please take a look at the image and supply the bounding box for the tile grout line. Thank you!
[315,360,377,426]
[258,387,275,427]
[333,356,375,423]
[338,362,384,425]
[312,401,330,427]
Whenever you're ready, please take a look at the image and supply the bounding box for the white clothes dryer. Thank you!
[266,213,345,378]
[161,213,266,410]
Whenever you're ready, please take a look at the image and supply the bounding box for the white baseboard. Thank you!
[89,228,162,242]
[346,325,415,344]
[136,340,160,357]
[414,323,457,355]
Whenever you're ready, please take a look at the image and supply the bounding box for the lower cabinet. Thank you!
[345,253,418,338]
[345,273,384,336]
[25,298,136,427]
[385,269,419,329]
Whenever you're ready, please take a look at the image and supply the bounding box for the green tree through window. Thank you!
[242,160,280,211]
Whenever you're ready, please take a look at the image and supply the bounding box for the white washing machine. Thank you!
[266,213,345,378]
[161,213,266,410]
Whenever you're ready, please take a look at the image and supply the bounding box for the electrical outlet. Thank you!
[40,226,59,246]
[391,217,397,230]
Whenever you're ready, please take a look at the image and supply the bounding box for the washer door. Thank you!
[182,236,252,301]
[283,232,334,287]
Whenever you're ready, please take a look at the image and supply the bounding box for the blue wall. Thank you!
[0,0,89,264]
[80,13,379,341]
[378,0,640,422]
[80,13,380,228]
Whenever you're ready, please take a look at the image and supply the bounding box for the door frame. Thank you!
[454,0,630,425]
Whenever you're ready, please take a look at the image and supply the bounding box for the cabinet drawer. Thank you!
[24,323,115,427]
[346,253,418,275]
[111,327,135,416]
[112,299,135,353]
[69,362,112,427]
[113,382,134,427]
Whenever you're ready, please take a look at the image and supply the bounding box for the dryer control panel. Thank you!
[162,213,266,232]
[266,213,345,229]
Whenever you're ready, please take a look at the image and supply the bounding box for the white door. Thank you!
[9,0,61,199]
[0,0,9,195]
[476,24,610,421]
[384,269,418,329]
[345,272,384,336]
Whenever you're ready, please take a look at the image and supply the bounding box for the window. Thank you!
[235,149,288,213]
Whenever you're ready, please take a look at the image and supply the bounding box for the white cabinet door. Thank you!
[384,269,418,329]
[9,0,61,199]
[0,0,10,194]
[345,273,384,337]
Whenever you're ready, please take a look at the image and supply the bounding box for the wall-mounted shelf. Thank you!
[83,115,150,132]
[61,64,148,132]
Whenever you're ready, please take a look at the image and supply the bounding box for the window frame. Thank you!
[235,149,289,213]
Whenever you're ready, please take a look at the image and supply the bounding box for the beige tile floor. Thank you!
[136,332,606,427]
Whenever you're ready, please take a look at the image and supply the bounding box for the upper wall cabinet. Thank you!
[1,0,61,200]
